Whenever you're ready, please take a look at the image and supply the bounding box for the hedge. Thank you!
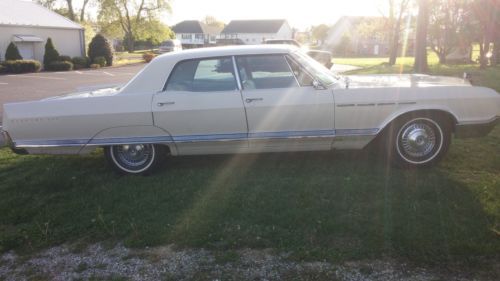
[72,56,90,69]
[5,42,22,60]
[3,60,41,73]
[47,61,73,71]
[93,56,106,67]
[143,52,155,63]
[43,38,60,69]
[88,34,113,66]
[58,55,72,62]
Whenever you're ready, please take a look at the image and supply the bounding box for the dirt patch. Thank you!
[0,243,498,281]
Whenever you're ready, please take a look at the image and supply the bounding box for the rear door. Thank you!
[152,57,248,155]
[236,54,335,152]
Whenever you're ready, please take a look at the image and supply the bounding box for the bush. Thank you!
[58,55,72,62]
[72,56,90,69]
[143,52,155,63]
[3,60,41,73]
[47,61,73,71]
[5,42,22,60]
[0,64,6,74]
[90,63,101,69]
[93,56,106,67]
[88,34,113,66]
[43,38,60,69]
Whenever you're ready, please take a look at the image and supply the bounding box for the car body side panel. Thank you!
[333,86,499,137]
[152,90,249,155]
[242,87,335,152]
[4,93,154,152]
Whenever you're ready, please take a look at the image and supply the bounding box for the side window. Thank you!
[165,58,237,92]
[236,55,299,90]
[286,56,314,87]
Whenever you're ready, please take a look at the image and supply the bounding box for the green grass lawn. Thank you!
[335,53,500,92]
[1,58,499,268]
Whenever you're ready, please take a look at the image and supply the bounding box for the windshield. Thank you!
[291,51,339,86]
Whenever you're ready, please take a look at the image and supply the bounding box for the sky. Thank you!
[165,0,384,30]
[48,0,385,30]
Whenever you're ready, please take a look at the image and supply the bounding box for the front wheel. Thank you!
[391,117,451,167]
[105,144,166,175]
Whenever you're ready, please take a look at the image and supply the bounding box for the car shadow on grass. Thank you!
[0,148,498,268]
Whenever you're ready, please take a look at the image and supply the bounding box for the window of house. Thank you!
[236,55,299,90]
[195,34,204,40]
[181,34,192,40]
[165,58,237,92]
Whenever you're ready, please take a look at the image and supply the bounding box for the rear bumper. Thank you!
[455,116,499,138]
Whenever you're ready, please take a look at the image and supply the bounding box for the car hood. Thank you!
[41,87,121,101]
[346,74,471,88]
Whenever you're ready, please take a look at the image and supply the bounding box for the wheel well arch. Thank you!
[373,109,458,145]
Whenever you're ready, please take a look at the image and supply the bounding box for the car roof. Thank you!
[155,45,297,62]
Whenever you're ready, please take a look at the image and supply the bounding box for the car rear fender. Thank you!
[83,125,179,155]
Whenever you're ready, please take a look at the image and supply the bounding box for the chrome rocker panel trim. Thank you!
[12,128,380,149]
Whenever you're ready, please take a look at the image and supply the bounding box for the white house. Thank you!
[220,20,293,44]
[172,20,222,48]
[0,0,85,62]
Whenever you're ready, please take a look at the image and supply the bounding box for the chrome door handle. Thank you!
[157,101,175,106]
[245,98,263,103]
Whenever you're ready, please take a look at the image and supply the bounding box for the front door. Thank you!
[152,57,248,155]
[236,54,335,152]
[16,43,34,60]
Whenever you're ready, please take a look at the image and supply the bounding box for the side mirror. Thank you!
[312,80,325,90]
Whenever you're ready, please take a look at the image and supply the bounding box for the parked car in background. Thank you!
[264,39,333,69]
[158,39,182,53]
[1,45,499,175]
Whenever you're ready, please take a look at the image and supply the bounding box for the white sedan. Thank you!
[1,45,499,174]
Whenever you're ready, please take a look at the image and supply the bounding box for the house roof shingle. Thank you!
[0,0,82,30]
[221,20,288,34]
[172,20,222,35]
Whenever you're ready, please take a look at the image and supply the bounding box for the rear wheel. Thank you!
[391,116,451,167]
[105,144,166,175]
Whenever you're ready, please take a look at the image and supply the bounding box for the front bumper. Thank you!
[455,116,500,138]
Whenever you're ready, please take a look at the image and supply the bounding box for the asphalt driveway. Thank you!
[0,64,145,122]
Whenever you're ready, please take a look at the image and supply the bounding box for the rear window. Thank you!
[165,57,237,92]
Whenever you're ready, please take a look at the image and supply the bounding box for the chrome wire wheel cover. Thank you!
[396,118,443,164]
[110,144,155,173]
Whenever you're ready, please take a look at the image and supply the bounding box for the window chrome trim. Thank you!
[232,56,242,91]
[283,55,301,88]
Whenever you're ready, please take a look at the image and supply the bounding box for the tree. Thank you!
[386,0,411,65]
[43,38,60,69]
[134,19,174,46]
[88,34,113,66]
[470,0,499,68]
[98,0,172,52]
[311,24,330,46]
[414,0,430,72]
[335,35,352,57]
[428,0,472,64]
[203,16,225,29]
[37,0,93,22]
[5,42,23,60]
